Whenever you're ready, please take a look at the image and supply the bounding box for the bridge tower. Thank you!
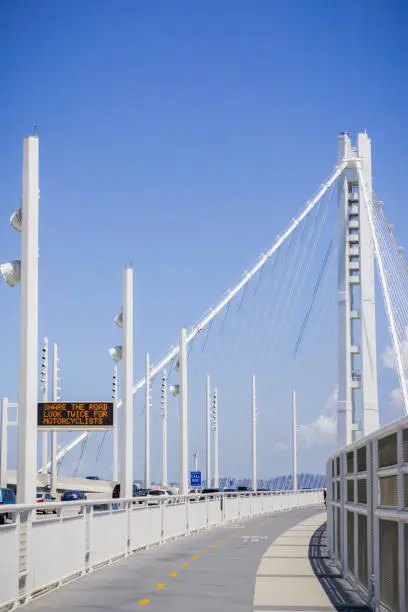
[337,132,379,446]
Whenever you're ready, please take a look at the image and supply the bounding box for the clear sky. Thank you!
[1,1,407,483]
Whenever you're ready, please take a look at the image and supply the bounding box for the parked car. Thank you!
[0,487,15,524]
[36,492,57,514]
[85,476,100,480]
[61,490,87,502]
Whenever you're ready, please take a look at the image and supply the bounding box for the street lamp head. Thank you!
[109,345,122,363]
[169,384,180,397]
[0,260,21,287]
[174,360,180,372]
[10,208,22,232]
[114,311,123,328]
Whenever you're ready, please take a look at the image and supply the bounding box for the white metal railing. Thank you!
[0,489,321,609]
[326,415,408,612]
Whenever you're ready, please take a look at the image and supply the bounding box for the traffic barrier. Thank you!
[0,489,321,610]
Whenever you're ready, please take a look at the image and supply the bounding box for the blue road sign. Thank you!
[190,471,201,487]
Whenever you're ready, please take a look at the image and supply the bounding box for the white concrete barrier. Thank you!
[0,489,321,609]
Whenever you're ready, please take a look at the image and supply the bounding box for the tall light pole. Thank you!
[121,268,134,498]
[17,135,40,505]
[51,343,61,495]
[206,374,211,488]
[292,389,298,491]
[161,371,168,486]
[194,451,198,472]
[179,328,189,495]
[212,389,219,488]
[112,366,118,482]
[252,375,257,492]
[40,337,49,474]
[144,352,151,489]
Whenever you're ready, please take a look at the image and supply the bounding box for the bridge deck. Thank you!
[25,505,348,612]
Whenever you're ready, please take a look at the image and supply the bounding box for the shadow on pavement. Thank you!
[308,522,371,612]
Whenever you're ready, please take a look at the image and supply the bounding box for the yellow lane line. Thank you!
[155,584,166,589]
[138,600,149,605]
[182,563,189,567]
[169,572,177,577]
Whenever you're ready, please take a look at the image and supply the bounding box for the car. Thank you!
[85,476,100,480]
[112,484,141,499]
[200,488,220,501]
[0,487,15,524]
[36,492,57,514]
[61,490,87,502]
[147,490,172,505]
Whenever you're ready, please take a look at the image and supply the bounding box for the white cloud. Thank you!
[297,387,337,448]
[298,414,337,448]
[381,326,408,372]
[381,330,408,411]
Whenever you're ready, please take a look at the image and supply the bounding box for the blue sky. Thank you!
[1,1,407,483]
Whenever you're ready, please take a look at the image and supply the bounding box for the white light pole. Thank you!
[292,389,298,491]
[179,328,189,496]
[112,366,118,482]
[121,268,134,498]
[144,352,151,489]
[161,371,168,486]
[212,389,219,488]
[194,451,198,472]
[51,343,61,495]
[17,135,39,505]
[206,374,211,488]
[252,375,257,492]
[41,337,48,474]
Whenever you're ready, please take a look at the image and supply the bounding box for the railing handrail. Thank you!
[0,488,323,514]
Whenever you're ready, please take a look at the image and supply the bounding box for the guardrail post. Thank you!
[17,508,33,604]
[126,500,132,556]
[85,504,92,573]
[397,429,406,612]
[372,439,380,607]
[186,497,189,535]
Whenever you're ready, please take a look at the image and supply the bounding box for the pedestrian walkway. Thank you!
[24,505,369,612]
[253,512,370,611]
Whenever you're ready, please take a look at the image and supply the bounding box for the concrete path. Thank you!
[25,504,361,612]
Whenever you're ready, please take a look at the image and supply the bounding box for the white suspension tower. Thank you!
[205,374,211,488]
[337,132,379,446]
[161,371,168,486]
[212,389,219,488]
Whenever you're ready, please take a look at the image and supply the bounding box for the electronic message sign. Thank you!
[37,402,114,431]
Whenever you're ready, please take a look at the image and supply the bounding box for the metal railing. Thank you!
[0,488,321,610]
[326,415,408,611]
